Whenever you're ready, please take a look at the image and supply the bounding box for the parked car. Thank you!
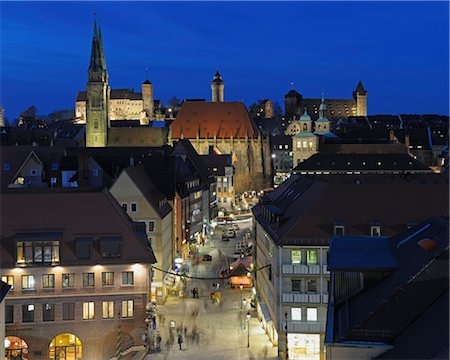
[203,254,212,261]
[232,224,240,231]
[227,229,236,238]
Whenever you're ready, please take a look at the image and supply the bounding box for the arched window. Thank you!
[5,336,29,359]
[49,333,82,360]
[303,123,307,131]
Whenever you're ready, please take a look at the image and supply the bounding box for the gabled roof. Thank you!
[121,166,172,219]
[171,101,260,139]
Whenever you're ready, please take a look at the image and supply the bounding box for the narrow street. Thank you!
[143,220,278,360]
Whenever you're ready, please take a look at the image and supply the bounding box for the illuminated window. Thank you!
[1,275,14,289]
[82,273,95,287]
[297,141,301,149]
[83,302,95,320]
[122,271,134,286]
[122,300,134,318]
[291,250,301,264]
[62,273,75,288]
[303,141,307,149]
[16,240,60,265]
[307,307,317,321]
[42,274,55,288]
[371,225,382,237]
[102,301,114,319]
[102,272,114,286]
[291,308,302,321]
[306,250,318,265]
[21,275,35,290]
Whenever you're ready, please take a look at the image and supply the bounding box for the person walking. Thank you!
[178,334,183,350]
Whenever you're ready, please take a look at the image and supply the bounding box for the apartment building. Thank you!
[252,173,448,360]
[0,189,156,360]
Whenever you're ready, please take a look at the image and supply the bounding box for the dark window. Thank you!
[62,273,75,288]
[5,305,14,323]
[76,240,91,259]
[307,280,317,293]
[334,225,344,236]
[83,273,95,287]
[100,239,122,258]
[131,203,137,212]
[42,303,55,321]
[63,303,75,321]
[148,221,155,232]
[3,162,10,171]
[268,266,272,282]
[42,274,55,288]
[122,271,134,285]
[22,304,35,323]
[102,272,114,286]
[291,280,302,292]
[121,203,127,212]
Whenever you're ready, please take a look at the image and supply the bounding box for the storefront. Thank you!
[287,333,320,360]
[5,336,28,360]
[49,333,82,360]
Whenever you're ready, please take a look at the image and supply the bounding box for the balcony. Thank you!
[282,293,322,304]
[284,320,326,333]
[282,264,321,275]
[322,265,329,275]
[322,294,329,304]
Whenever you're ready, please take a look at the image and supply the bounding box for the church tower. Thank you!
[211,70,224,102]
[292,108,319,166]
[86,21,110,147]
[353,81,367,116]
[315,95,330,134]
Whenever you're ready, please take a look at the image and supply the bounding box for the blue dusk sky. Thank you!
[1,1,449,121]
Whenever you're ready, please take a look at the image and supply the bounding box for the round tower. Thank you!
[211,70,224,102]
[142,79,154,123]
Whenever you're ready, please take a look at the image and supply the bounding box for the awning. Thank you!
[15,232,62,240]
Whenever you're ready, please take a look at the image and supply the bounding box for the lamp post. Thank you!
[285,311,289,360]
[240,284,243,309]
[246,311,251,348]
[242,298,247,328]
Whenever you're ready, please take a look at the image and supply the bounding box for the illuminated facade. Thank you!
[0,190,156,360]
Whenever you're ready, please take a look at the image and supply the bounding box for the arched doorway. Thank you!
[5,336,29,360]
[49,334,82,360]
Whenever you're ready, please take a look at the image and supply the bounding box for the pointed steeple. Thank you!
[212,69,224,84]
[355,80,366,95]
[98,25,107,70]
[319,94,327,118]
[89,20,106,73]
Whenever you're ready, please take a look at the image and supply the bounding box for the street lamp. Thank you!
[246,311,251,348]
[242,299,247,329]
[240,284,243,309]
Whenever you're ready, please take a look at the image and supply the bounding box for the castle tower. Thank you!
[142,79,154,124]
[315,95,330,133]
[284,89,303,119]
[353,81,367,116]
[211,70,224,102]
[86,21,110,147]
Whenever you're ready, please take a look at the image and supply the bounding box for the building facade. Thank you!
[0,189,156,360]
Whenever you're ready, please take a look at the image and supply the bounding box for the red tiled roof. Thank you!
[171,102,260,139]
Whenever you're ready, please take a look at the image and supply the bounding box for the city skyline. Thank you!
[1,1,449,121]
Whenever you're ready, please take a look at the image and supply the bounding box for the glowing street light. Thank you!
[240,284,243,309]
[246,312,251,348]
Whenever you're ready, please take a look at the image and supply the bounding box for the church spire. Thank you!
[98,25,107,70]
[89,20,106,73]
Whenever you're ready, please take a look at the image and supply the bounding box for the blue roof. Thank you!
[328,236,398,271]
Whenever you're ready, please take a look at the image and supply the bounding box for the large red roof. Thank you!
[171,101,260,139]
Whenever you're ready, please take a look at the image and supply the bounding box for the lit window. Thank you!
[291,250,301,264]
[122,271,134,286]
[83,302,95,320]
[1,275,14,289]
[291,308,302,321]
[297,141,301,149]
[306,250,318,265]
[21,275,35,290]
[42,274,55,288]
[307,307,317,321]
[122,300,134,318]
[371,225,382,237]
[83,273,95,287]
[102,272,114,286]
[16,240,60,265]
[62,273,75,288]
[102,301,114,319]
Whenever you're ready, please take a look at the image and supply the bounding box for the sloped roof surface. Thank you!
[171,101,260,139]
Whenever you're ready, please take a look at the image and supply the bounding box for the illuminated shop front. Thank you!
[287,333,320,360]
[49,333,82,360]
[5,336,28,360]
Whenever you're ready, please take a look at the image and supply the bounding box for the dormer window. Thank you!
[334,223,345,236]
[370,223,382,237]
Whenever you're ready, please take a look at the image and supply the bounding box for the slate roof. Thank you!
[171,101,260,139]
[294,153,431,172]
[0,188,156,267]
[328,217,449,359]
[252,173,449,246]
[122,166,172,219]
